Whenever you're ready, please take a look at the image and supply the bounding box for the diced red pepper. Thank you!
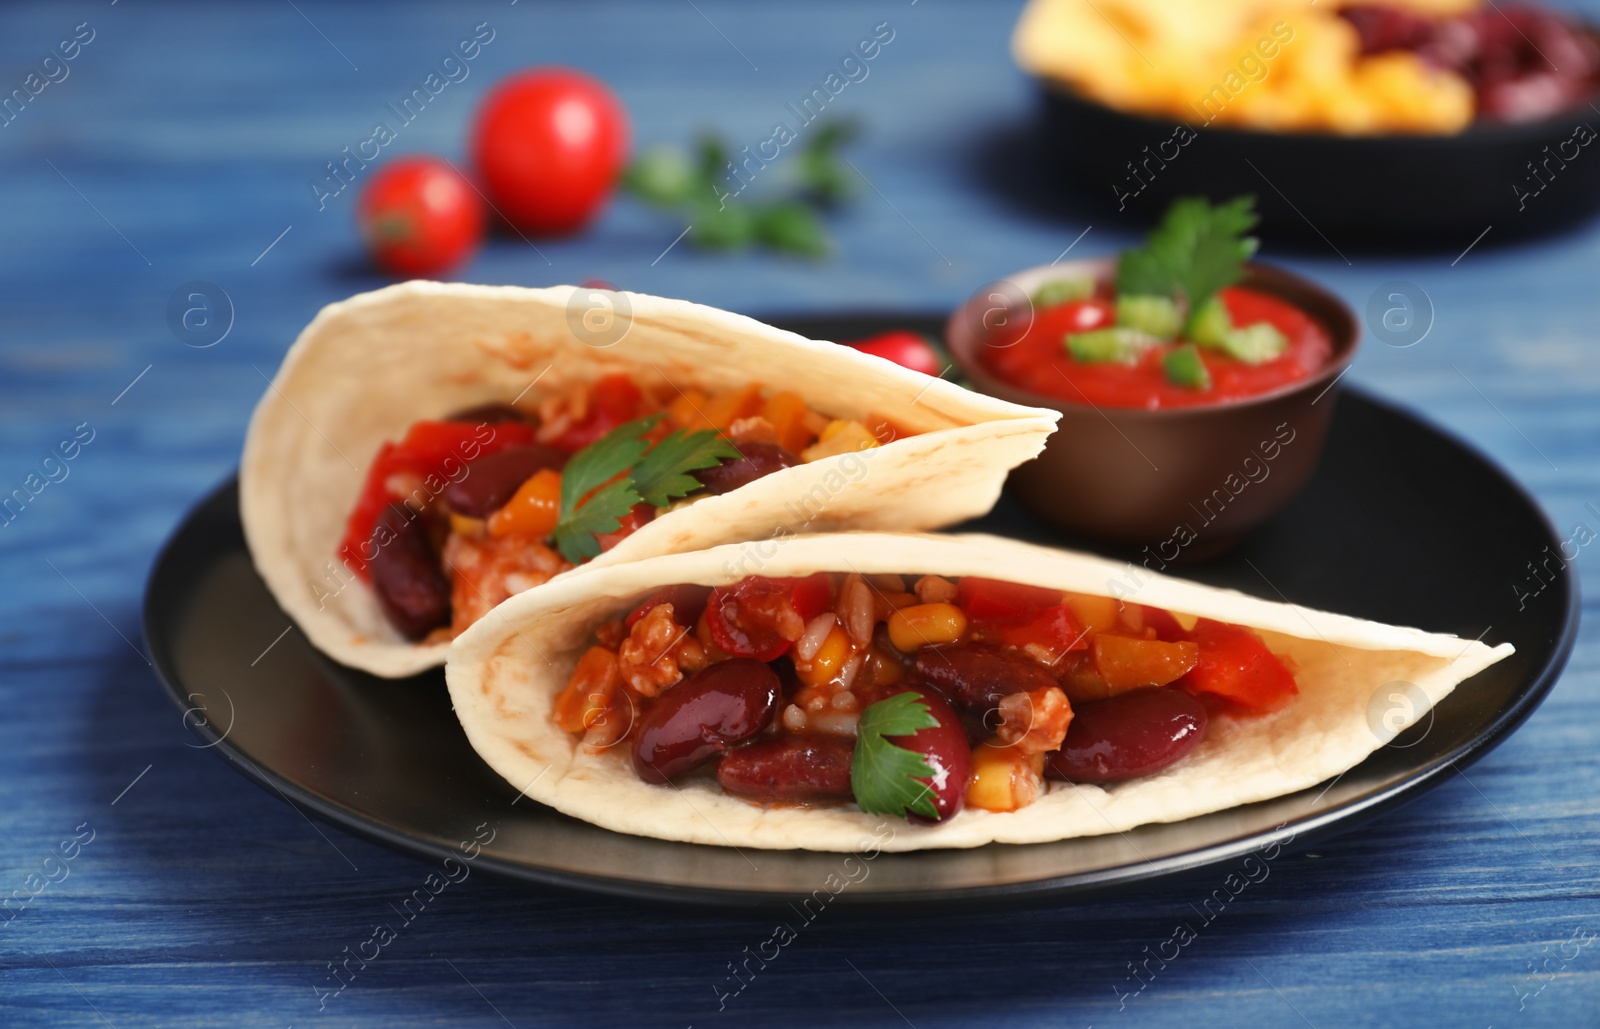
[1176,619,1298,713]
[1144,605,1186,641]
[338,419,535,578]
[1128,604,1187,642]
[957,576,1063,623]
[544,374,646,453]
[625,583,713,628]
[994,603,1088,656]
[790,572,832,623]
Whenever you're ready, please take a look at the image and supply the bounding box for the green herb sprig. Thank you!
[551,415,739,563]
[1116,196,1260,324]
[851,692,941,821]
[622,121,859,258]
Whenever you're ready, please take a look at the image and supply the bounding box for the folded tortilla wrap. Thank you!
[445,532,1513,852]
[239,282,1059,678]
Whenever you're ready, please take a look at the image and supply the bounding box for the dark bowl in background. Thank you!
[1038,80,1600,248]
[947,258,1359,559]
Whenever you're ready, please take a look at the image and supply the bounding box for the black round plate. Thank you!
[142,314,1578,908]
[1037,81,1600,247]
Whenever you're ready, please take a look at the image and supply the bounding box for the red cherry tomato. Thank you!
[356,156,484,277]
[705,574,831,662]
[845,331,943,377]
[471,68,629,236]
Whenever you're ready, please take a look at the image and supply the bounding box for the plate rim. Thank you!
[141,373,1579,909]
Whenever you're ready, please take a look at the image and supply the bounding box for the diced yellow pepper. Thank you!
[887,603,968,652]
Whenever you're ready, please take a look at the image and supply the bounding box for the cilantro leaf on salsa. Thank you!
[630,427,741,508]
[852,692,941,821]
[1116,196,1260,317]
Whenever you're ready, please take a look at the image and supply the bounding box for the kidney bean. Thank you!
[632,659,780,783]
[912,643,1058,713]
[367,502,451,640]
[717,734,855,803]
[444,402,531,425]
[691,442,799,495]
[1046,687,1207,784]
[878,686,972,823]
[442,444,568,518]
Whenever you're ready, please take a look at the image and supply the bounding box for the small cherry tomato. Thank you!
[845,330,943,377]
[471,68,630,236]
[706,574,828,662]
[356,156,484,277]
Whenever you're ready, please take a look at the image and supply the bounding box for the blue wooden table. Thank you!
[3,1,1597,1025]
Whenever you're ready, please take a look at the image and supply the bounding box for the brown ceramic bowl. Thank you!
[947,259,1359,560]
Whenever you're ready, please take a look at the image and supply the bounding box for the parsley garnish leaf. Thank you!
[552,479,642,563]
[852,692,942,821]
[551,415,660,564]
[1116,196,1260,314]
[630,428,741,508]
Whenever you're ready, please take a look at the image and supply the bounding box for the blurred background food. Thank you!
[1013,0,1600,134]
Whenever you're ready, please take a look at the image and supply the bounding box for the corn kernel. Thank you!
[964,741,1045,813]
[798,625,852,687]
[888,603,969,652]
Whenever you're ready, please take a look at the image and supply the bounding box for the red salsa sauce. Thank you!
[983,286,1334,410]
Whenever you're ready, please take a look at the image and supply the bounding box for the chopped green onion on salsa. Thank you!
[982,197,1333,410]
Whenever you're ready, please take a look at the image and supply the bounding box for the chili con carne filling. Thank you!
[554,571,1300,823]
[340,374,912,642]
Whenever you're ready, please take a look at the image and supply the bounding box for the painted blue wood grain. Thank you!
[2,0,1599,1026]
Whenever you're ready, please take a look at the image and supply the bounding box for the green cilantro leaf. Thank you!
[1116,196,1260,314]
[629,427,742,508]
[552,479,642,563]
[852,692,942,821]
[551,415,660,564]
